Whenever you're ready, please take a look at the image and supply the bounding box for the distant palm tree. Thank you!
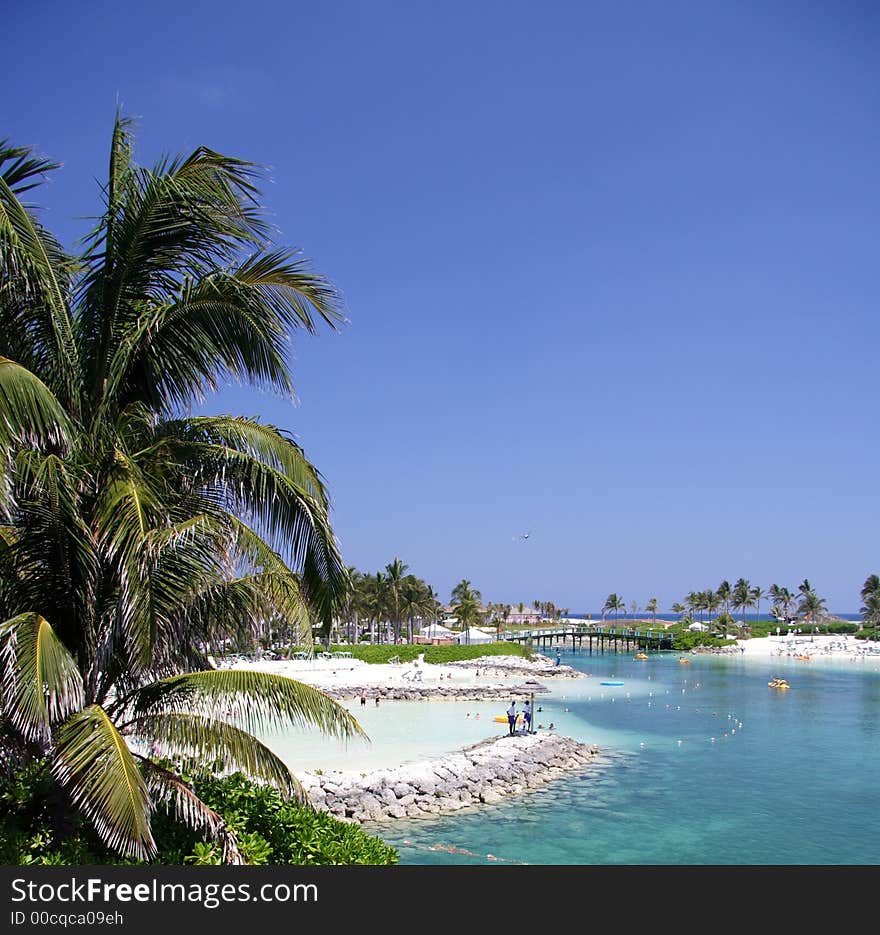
[860,575,880,605]
[732,578,751,627]
[383,557,409,643]
[704,590,721,631]
[602,594,623,623]
[451,580,483,643]
[716,580,732,615]
[860,593,880,641]
[646,597,659,629]
[798,589,827,628]
[685,591,702,621]
[749,585,765,623]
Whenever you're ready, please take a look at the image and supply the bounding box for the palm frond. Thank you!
[138,755,244,864]
[0,140,61,195]
[52,704,155,860]
[0,612,83,743]
[0,159,81,412]
[128,711,304,799]
[0,356,71,449]
[129,669,365,742]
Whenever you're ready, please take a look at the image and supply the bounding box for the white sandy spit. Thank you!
[731,633,880,664]
[218,651,582,693]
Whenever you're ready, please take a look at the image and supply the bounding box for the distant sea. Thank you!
[379,643,879,864]
[574,613,862,624]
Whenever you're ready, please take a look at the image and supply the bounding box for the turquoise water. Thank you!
[375,648,880,864]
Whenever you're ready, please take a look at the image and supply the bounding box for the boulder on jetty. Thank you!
[298,732,599,824]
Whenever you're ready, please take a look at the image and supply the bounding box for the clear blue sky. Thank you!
[7,1,878,612]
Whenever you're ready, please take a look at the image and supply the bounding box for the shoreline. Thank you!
[224,636,879,821]
[299,731,601,824]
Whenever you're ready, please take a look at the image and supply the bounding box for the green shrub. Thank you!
[0,762,397,866]
[282,642,530,665]
[671,631,737,651]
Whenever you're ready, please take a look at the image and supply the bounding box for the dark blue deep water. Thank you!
[379,647,880,864]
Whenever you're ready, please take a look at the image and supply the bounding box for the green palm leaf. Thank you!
[128,711,304,798]
[129,669,365,741]
[52,704,155,860]
[138,755,243,864]
[0,613,83,742]
[0,356,71,449]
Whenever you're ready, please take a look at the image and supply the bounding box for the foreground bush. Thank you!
[0,764,397,866]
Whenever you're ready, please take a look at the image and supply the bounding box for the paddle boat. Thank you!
[678,657,691,665]
[635,652,648,660]
[768,678,791,690]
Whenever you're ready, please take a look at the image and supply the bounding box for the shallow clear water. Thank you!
[365,648,880,864]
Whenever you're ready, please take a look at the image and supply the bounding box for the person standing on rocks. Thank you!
[506,700,517,736]
[523,700,532,733]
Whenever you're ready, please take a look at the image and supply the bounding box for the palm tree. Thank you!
[451,580,483,642]
[0,122,361,862]
[861,575,880,598]
[860,577,880,640]
[732,578,751,628]
[769,584,795,624]
[399,574,435,643]
[704,590,721,631]
[645,597,659,629]
[798,589,827,629]
[859,574,880,633]
[602,593,622,624]
[716,580,732,615]
[383,557,409,643]
[749,585,765,624]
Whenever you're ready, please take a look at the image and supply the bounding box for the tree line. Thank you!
[601,575,880,637]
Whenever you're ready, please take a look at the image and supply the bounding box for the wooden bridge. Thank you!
[501,625,673,653]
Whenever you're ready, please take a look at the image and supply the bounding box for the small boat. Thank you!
[768,678,791,690]
[796,655,812,661]
[678,658,691,665]
[493,714,523,723]
[600,680,625,686]
[635,653,648,660]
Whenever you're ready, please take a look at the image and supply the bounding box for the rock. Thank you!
[294,732,600,826]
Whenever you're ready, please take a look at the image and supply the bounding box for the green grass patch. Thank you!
[281,643,530,664]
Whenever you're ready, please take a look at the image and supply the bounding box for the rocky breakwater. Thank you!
[298,732,600,824]
[320,682,550,701]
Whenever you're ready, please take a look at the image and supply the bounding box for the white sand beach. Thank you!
[220,651,577,693]
[733,633,880,664]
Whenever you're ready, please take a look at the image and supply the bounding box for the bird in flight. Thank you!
[512,530,532,542]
